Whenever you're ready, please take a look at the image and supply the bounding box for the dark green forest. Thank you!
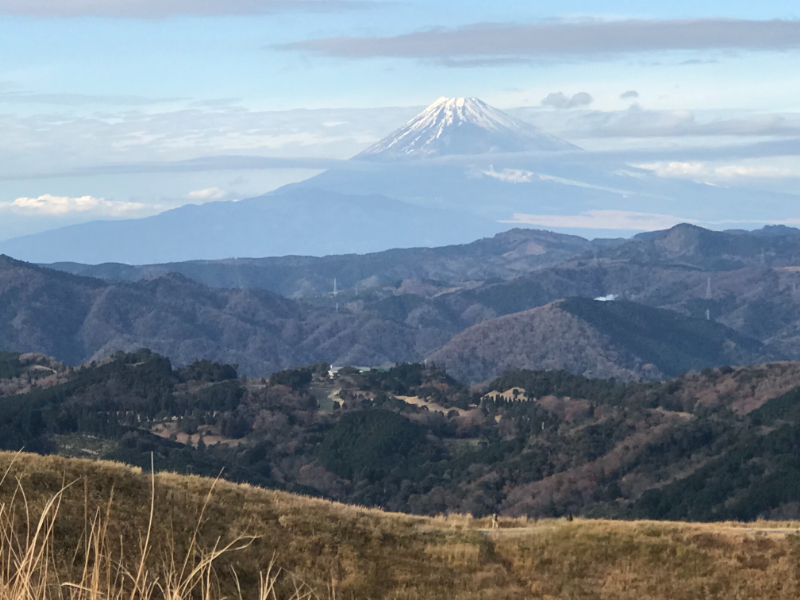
[2,350,800,521]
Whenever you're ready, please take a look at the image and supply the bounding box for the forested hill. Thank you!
[4,348,800,522]
[429,298,773,382]
[2,253,794,382]
[8,222,800,386]
[0,254,452,373]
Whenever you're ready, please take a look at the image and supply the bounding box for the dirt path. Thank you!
[396,395,469,416]
[422,523,800,539]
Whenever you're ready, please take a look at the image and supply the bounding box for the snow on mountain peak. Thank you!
[356,97,579,160]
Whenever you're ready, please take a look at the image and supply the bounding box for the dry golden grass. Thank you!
[2,451,800,599]
[0,453,324,600]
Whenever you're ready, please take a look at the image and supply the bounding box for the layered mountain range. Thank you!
[2,222,799,380]
[2,97,796,264]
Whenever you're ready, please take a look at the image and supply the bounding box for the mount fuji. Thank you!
[1,97,795,264]
[356,97,578,159]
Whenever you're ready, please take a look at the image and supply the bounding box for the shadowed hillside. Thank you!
[0,256,451,373]
[429,298,772,383]
[4,223,800,382]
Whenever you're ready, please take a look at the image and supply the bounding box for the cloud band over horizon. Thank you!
[281,18,800,62]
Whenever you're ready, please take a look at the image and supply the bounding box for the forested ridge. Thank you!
[3,349,800,521]
[5,222,800,384]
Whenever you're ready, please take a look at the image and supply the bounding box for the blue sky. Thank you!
[0,0,798,240]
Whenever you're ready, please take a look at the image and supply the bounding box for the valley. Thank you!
[4,7,798,597]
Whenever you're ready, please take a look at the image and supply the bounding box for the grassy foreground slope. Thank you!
[3,452,800,600]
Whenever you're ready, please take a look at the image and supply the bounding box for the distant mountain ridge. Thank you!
[614,223,800,270]
[26,222,800,382]
[47,228,606,298]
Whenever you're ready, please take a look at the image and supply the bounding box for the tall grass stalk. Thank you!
[0,455,322,600]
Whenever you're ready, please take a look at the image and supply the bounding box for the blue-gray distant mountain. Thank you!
[1,96,796,265]
[0,189,502,265]
[47,228,605,297]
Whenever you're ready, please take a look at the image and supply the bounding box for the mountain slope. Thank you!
[429,298,772,383]
[356,96,578,160]
[3,93,796,264]
[0,256,452,374]
[0,188,501,264]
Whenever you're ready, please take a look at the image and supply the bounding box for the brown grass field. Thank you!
[1,451,800,600]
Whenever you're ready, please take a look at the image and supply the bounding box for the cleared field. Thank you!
[1,451,799,600]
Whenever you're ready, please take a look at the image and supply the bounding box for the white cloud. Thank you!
[0,105,420,179]
[620,90,639,100]
[188,187,228,201]
[480,167,630,194]
[502,210,690,231]
[480,167,536,183]
[0,194,151,217]
[541,91,593,109]
[510,105,800,138]
[638,161,799,182]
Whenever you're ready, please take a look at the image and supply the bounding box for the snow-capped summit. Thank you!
[356,97,578,160]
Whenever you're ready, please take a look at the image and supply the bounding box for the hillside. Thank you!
[5,350,800,523]
[5,223,800,383]
[43,223,800,359]
[431,251,800,357]
[4,452,800,600]
[429,298,772,383]
[0,256,453,373]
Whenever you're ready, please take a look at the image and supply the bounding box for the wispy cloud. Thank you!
[188,186,228,201]
[281,19,800,62]
[0,90,182,106]
[503,210,690,231]
[541,91,593,109]
[0,0,371,17]
[511,105,800,138]
[637,161,800,182]
[0,102,796,184]
[0,105,418,179]
[480,167,630,194]
[0,194,152,216]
